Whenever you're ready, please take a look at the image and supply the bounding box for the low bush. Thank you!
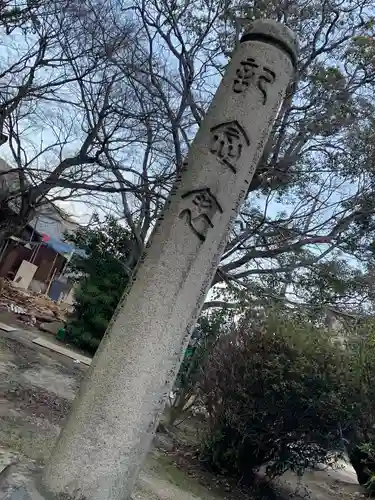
[200,310,367,480]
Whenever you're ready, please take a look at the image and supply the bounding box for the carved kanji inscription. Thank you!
[179,188,223,242]
[209,121,249,173]
[233,57,276,104]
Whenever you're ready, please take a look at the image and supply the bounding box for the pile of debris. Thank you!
[0,278,67,327]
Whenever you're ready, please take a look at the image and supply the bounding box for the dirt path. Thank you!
[0,333,230,500]
[0,328,367,500]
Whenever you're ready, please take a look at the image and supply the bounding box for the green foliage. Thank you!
[355,441,375,495]
[169,310,233,424]
[345,320,375,489]
[175,312,231,391]
[65,216,135,354]
[200,309,375,481]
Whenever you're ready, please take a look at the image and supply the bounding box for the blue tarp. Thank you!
[43,237,73,255]
[43,237,87,259]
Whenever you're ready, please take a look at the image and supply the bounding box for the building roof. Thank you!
[0,157,79,240]
[30,205,79,242]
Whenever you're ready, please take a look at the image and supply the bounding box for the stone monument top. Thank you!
[241,19,299,67]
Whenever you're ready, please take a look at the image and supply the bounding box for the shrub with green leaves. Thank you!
[200,310,359,479]
[65,216,136,354]
[352,441,375,494]
[345,320,375,490]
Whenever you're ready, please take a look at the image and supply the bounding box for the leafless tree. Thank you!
[105,0,375,313]
[2,0,375,313]
[0,0,172,244]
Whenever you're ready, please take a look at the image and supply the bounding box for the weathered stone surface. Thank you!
[3,486,32,500]
[0,447,18,476]
[42,19,298,500]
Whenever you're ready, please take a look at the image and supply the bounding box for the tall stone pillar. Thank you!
[42,20,298,500]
